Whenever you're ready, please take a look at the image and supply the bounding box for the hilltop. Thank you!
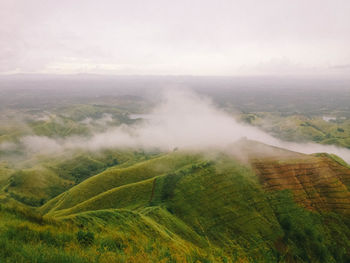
[1,141,350,262]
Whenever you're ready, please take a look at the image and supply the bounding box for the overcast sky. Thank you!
[1,0,350,76]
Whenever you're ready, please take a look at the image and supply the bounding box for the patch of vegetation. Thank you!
[77,230,95,247]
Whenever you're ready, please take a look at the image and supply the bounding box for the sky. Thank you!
[1,0,350,76]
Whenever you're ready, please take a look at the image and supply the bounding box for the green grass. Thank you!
[35,152,350,262]
[0,204,223,263]
[245,113,350,148]
[51,178,155,217]
[28,117,89,138]
[5,167,72,206]
[1,149,159,207]
[0,162,13,187]
[41,152,202,214]
[2,150,350,262]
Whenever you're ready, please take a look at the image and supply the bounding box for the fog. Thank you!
[1,1,350,75]
[17,89,350,163]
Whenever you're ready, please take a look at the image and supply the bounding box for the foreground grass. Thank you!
[2,152,350,262]
[0,204,224,263]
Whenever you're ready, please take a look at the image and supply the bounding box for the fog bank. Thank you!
[15,90,350,163]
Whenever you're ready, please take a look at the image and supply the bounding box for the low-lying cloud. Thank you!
[14,90,350,163]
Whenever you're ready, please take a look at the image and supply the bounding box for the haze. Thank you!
[1,0,350,76]
[13,89,350,163]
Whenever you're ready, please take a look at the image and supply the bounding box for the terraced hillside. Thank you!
[253,155,350,213]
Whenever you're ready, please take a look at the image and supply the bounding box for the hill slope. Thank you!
[2,143,350,262]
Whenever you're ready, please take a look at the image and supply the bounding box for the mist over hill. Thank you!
[15,89,350,163]
[1,75,350,262]
[2,0,350,260]
[1,76,349,162]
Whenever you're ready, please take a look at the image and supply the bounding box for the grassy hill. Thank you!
[1,144,350,262]
[241,113,350,148]
[2,76,350,261]
[1,149,160,207]
[41,152,202,214]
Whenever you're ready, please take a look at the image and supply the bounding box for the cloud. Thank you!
[17,89,350,163]
[330,64,350,69]
[21,136,62,154]
[80,113,113,126]
[0,141,18,151]
[1,0,350,75]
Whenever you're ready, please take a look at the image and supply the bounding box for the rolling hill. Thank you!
[1,141,350,262]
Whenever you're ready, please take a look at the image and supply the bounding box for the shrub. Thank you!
[76,230,94,247]
[98,237,126,252]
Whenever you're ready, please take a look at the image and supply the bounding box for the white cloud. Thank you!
[18,89,350,163]
[0,0,349,75]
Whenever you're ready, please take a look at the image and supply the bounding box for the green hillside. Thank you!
[241,113,350,148]
[2,147,347,262]
[1,141,350,262]
[2,74,350,262]
[41,152,202,214]
[1,149,160,207]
